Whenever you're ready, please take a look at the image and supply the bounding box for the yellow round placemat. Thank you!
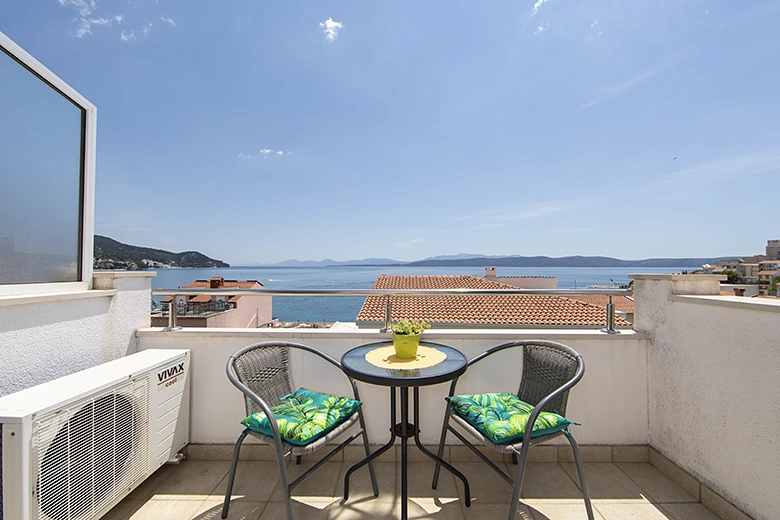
[365,345,447,370]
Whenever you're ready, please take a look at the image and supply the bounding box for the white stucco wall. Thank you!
[136,328,648,447]
[633,274,780,520]
[0,272,154,397]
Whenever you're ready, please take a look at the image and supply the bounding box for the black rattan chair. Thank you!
[222,341,378,520]
[431,340,594,520]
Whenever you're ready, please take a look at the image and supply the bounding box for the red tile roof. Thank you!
[356,275,631,327]
[161,279,263,303]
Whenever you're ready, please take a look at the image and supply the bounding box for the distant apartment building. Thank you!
[757,270,779,296]
[152,276,272,328]
[767,239,780,260]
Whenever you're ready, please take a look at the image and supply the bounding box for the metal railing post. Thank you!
[381,299,392,333]
[601,295,619,334]
[163,298,181,331]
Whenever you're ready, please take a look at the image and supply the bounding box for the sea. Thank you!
[151,265,700,322]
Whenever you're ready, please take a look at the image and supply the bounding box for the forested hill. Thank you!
[93,235,229,269]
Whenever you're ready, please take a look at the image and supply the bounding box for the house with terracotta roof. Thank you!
[355,274,632,329]
[757,270,779,296]
[153,276,272,328]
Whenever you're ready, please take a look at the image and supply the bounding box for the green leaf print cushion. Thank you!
[447,392,572,444]
[241,388,362,446]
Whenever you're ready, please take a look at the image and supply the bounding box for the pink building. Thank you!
[153,276,272,328]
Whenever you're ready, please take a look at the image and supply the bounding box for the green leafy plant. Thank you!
[390,319,430,336]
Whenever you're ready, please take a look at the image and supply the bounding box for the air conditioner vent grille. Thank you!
[32,376,150,520]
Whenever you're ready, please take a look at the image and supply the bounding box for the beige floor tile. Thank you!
[153,461,232,500]
[327,497,400,519]
[101,499,146,520]
[399,462,464,504]
[595,502,673,520]
[520,463,585,500]
[344,444,396,462]
[560,463,646,501]
[126,464,176,500]
[525,499,605,520]
[453,462,516,504]
[260,500,332,519]
[558,446,612,463]
[659,503,723,520]
[401,497,466,520]
[462,503,534,520]
[125,499,206,520]
[616,463,697,504]
[450,445,505,463]
[211,461,283,502]
[192,498,265,520]
[269,461,344,502]
[340,461,398,502]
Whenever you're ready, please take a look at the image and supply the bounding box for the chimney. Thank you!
[210,276,224,289]
[733,288,745,296]
[485,266,497,278]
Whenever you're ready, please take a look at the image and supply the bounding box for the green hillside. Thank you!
[94,235,229,269]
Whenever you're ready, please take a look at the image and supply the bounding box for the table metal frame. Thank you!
[340,341,471,520]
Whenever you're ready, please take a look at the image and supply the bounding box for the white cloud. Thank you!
[160,15,176,27]
[237,153,256,161]
[580,62,674,110]
[115,14,123,23]
[74,15,120,38]
[660,150,780,188]
[141,23,153,38]
[533,22,549,35]
[459,201,574,229]
[260,149,273,155]
[120,30,135,41]
[276,151,284,156]
[591,19,598,28]
[598,31,603,37]
[395,238,424,247]
[319,18,343,42]
[58,0,96,17]
[531,0,551,16]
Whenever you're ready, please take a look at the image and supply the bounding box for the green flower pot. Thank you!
[392,333,420,359]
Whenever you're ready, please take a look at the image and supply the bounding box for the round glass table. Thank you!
[341,340,471,520]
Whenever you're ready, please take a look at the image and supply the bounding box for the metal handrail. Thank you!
[152,287,632,333]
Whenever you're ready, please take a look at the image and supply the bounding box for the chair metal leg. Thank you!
[222,430,248,519]
[357,407,379,496]
[431,406,452,489]
[511,452,518,465]
[507,443,531,520]
[566,431,595,520]
[295,455,302,465]
[274,436,295,520]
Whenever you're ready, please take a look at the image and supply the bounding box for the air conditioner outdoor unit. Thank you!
[0,349,190,520]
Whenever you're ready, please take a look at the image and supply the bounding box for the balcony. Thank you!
[2,272,777,520]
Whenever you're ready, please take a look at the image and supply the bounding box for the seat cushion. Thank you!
[241,388,362,446]
[447,392,572,444]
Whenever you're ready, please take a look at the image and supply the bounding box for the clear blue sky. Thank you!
[2,1,779,264]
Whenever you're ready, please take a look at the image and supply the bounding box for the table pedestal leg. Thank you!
[412,387,471,507]
[344,387,396,500]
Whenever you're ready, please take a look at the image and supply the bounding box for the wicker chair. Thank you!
[222,342,378,520]
[431,340,594,520]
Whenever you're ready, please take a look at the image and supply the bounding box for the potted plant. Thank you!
[390,319,430,359]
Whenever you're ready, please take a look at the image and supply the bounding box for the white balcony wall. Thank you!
[634,274,780,520]
[0,272,153,396]
[135,328,648,446]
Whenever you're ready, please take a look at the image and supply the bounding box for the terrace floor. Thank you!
[102,448,724,520]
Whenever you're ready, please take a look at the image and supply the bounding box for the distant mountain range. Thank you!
[263,253,724,268]
[93,236,229,269]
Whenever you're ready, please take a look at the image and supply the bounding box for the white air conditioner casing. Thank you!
[0,349,190,520]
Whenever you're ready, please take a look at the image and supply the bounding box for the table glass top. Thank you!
[341,341,467,386]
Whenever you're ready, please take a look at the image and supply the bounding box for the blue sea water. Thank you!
[151,265,699,322]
